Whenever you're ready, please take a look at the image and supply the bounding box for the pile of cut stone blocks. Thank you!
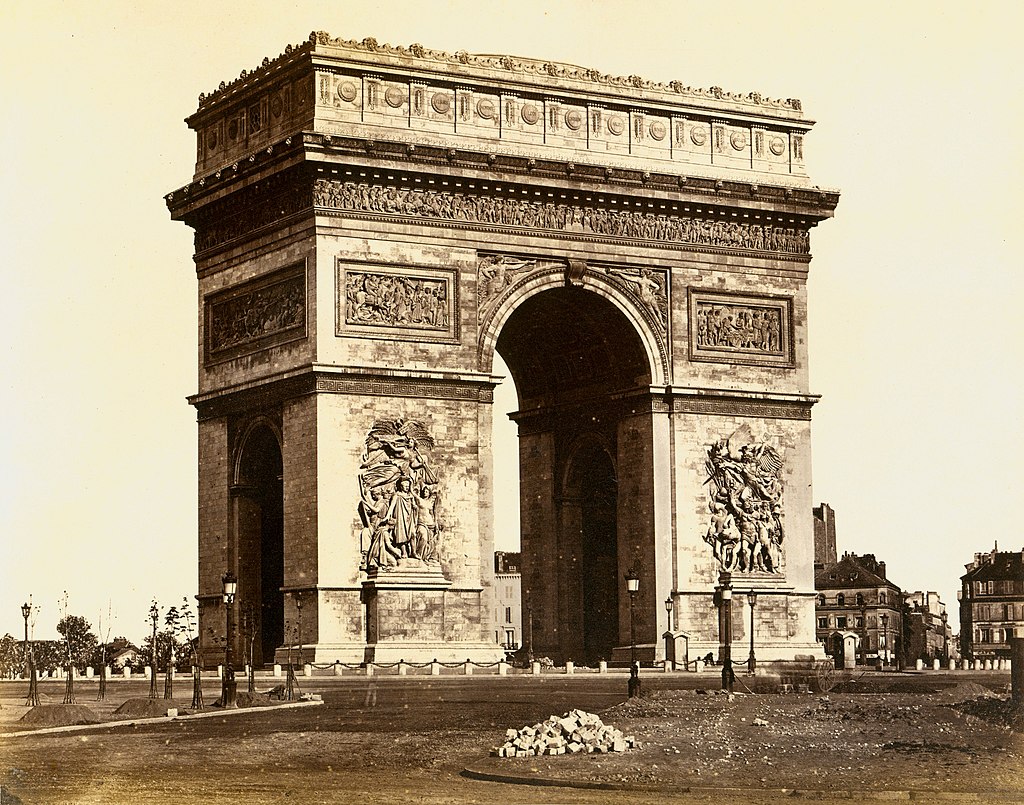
[492,709,637,757]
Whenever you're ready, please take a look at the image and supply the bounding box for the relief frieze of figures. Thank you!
[207,270,306,358]
[357,419,445,574]
[696,301,783,354]
[313,179,809,255]
[703,436,786,575]
[345,270,450,330]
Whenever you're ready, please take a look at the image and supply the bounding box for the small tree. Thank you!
[163,606,181,699]
[57,594,93,704]
[241,601,258,693]
[96,601,112,701]
[147,601,160,698]
[180,598,203,710]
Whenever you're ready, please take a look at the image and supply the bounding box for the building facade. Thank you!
[903,591,952,664]
[959,547,1024,661]
[815,552,903,666]
[493,551,522,653]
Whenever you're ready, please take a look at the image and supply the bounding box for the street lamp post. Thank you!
[664,596,674,633]
[718,571,734,693]
[881,613,889,668]
[860,603,867,666]
[941,610,949,663]
[221,571,238,708]
[21,603,39,707]
[625,568,640,698]
[746,590,758,674]
[525,588,534,664]
[148,603,159,699]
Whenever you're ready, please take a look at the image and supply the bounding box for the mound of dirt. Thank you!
[20,704,100,727]
[113,698,187,718]
[235,691,276,708]
[953,695,1024,732]
[939,682,998,702]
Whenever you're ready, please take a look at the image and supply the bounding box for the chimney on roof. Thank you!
[878,561,886,579]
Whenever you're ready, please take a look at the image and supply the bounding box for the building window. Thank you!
[504,629,517,648]
[856,616,864,628]
[856,593,864,606]
[837,593,845,606]
[880,592,887,604]
[837,616,848,629]
[818,617,828,629]
[818,595,826,606]
[987,581,994,594]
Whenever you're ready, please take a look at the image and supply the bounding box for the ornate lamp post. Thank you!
[148,602,159,698]
[717,571,734,692]
[21,602,39,707]
[746,590,758,674]
[625,568,641,698]
[664,596,674,632]
[881,613,889,668]
[221,571,238,708]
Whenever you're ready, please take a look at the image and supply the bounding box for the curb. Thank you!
[461,762,1024,802]
[0,699,323,739]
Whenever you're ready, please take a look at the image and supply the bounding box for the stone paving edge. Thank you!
[461,761,1024,802]
[0,699,324,739]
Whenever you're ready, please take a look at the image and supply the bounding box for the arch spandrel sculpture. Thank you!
[168,32,838,666]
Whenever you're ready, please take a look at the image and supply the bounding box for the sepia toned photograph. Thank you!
[1,2,1021,803]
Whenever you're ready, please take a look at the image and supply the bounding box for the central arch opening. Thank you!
[493,284,653,664]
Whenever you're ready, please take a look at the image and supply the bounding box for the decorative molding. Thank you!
[337,260,458,344]
[313,179,810,255]
[306,32,803,113]
[688,289,794,367]
[315,375,493,403]
[672,396,811,421]
[204,262,306,364]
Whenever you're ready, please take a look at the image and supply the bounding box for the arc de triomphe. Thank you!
[166,32,839,667]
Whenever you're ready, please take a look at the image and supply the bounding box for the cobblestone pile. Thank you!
[492,709,637,757]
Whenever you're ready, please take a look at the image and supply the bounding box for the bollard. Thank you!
[663,658,671,673]
[398,661,407,676]
[144,666,152,680]
[948,658,956,672]
[273,663,282,678]
[984,659,993,671]
[304,663,312,677]
[464,660,473,676]
[565,661,574,675]
[933,658,940,671]
[123,667,132,679]
[915,659,923,671]
[366,662,374,677]
[598,660,607,674]
[333,662,344,676]
[531,661,541,675]
[166,708,178,718]
[217,664,223,678]
[86,666,95,679]
[695,659,705,674]
[1010,637,1024,705]
[962,658,970,671]
[498,661,508,676]
[104,665,111,679]
[430,660,441,676]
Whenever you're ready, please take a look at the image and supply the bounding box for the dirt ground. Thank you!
[0,672,1020,804]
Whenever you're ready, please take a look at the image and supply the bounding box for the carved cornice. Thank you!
[664,387,818,421]
[197,40,313,108]
[308,32,803,114]
[190,367,498,420]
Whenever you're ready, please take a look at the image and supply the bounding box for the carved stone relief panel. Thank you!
[688,289,793,367]
[703,431,785,575]
[313,179,811,256]
[356,418,446,576]
[337,260,458,343]
[204,263,307,364]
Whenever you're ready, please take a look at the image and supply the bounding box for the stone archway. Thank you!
[232,419,284,667]
[494,283,656,664]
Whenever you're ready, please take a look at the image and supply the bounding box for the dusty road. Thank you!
[1,671,1019,804]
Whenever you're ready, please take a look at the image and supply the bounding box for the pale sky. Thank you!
[1,1,1021,643]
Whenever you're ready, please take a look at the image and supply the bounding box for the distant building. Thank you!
[959,546,1024,661]
[903,591,953,664]
[813,503,838,569]
[815,552,903,666]
[494,551,522,652]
